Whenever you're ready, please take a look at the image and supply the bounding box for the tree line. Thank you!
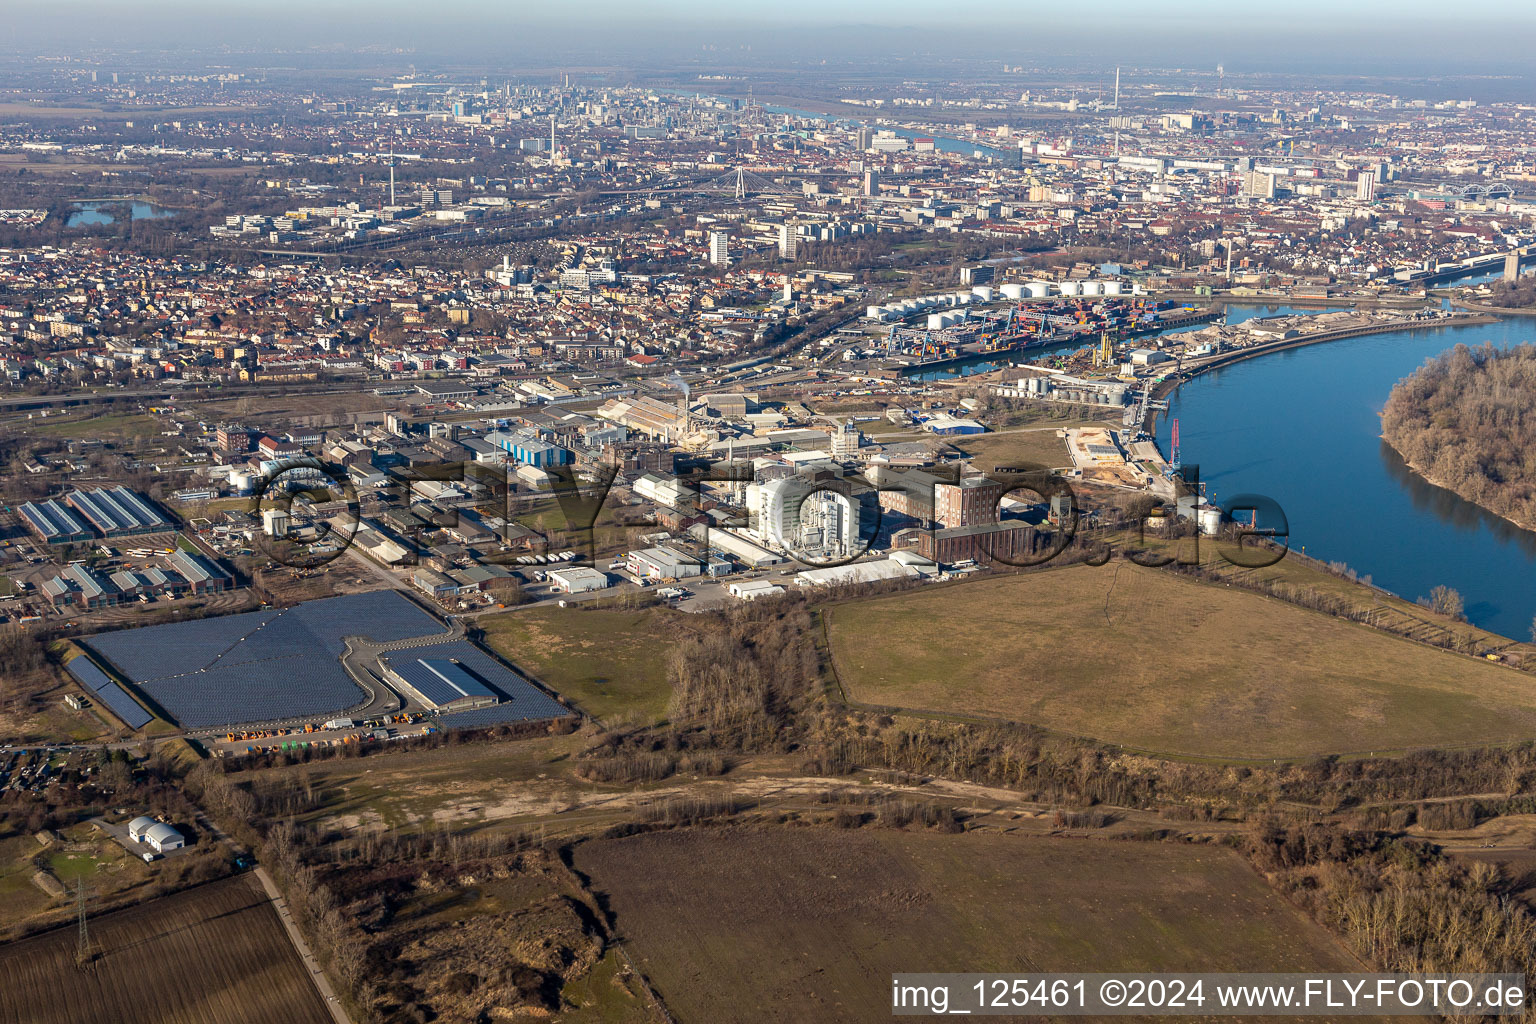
[1382,342,1536,529]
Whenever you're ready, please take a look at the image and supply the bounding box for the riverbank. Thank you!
[1152,307,1536,639]
[1450,297,1536,318]
[1150,290,1437,310]
[1383,442,1536,537]
[1146,312,1502,425]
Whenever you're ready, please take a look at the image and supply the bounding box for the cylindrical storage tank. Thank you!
[971,286,994,302]
[927,313,948,330]
[1198,506,1223,536]
[1103,281,1123,296]
[1081,281,1103,296]
[1058,280,1081,296]
[953,291,970,304]
[1026,281,1051,298]
[230,471,254,495]
[866,305,885,319]
[1000,283,1026,300]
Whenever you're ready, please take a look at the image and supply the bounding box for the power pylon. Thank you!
[74,880,93,968]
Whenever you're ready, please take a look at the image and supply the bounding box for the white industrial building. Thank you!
[627,546,702,580]
[747,477,860,559]
[729,579,785,601]
[689,525,782,568]
[144,823,184,853]
[128,815,185,853]
[547,566,610,594]
[633,473,692,509]
[261,507,291,538]
[794,559,920,588]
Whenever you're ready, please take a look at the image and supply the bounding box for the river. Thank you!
[1155,303,1536,638]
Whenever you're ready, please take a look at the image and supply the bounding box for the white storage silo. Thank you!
[1025,281,1051,298]
[1197,505,1223,536]
[927,313,948,330]
[1058,280,1081,296]
[1103,281,1123,296]
[1081,281,1103,296]
[971,286,994,302]
[1000,283,1026,300]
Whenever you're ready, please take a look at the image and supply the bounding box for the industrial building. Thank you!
[748,476,861,558]
[922,415,986,436]
[633,472,693,509]
[21,487,167,544]
[40,564,121,610]
[63,487,169,538]
[627,546,702,580]
[729,579,785,601]
[793,559,919,588]
[895,520,1038,566]
[547,567,610,594]
[17,499,92,544]
[485,429,574,468]
[934,477,1007,529]
[128,816,185,854]
[690,525,782,568]
[379,653,502,712]
[164,549,232,595]
[597,395,690,443]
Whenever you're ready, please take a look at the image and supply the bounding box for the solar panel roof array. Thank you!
[411,641,569,724]
[437,697,570,730]
[64,656,114,694]
[381,653,500,707]
[84,591,448,729]
[94,682,152,729]
[64,655,154,728]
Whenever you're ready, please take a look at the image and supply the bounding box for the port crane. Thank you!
[1122,383,1168,438]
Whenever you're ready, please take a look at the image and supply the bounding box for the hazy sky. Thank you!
[7,1,1536,72]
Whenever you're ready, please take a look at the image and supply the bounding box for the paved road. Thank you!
[338,617,466,720]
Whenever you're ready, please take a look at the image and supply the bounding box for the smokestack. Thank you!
[1114,67,1120,110]
[550,114,556,157]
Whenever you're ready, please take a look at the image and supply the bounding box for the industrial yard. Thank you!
[69,590,571,738]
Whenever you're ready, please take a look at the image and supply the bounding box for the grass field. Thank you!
[949,427,1078,470]
[575,827,1366,1024]
[0,874,330,1024]
[824,562,1536,758]
[478,605,681,724]
[29,412,163,440]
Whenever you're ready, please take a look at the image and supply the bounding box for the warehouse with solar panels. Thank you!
[20,487,168,543]
[17,500,92,545]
